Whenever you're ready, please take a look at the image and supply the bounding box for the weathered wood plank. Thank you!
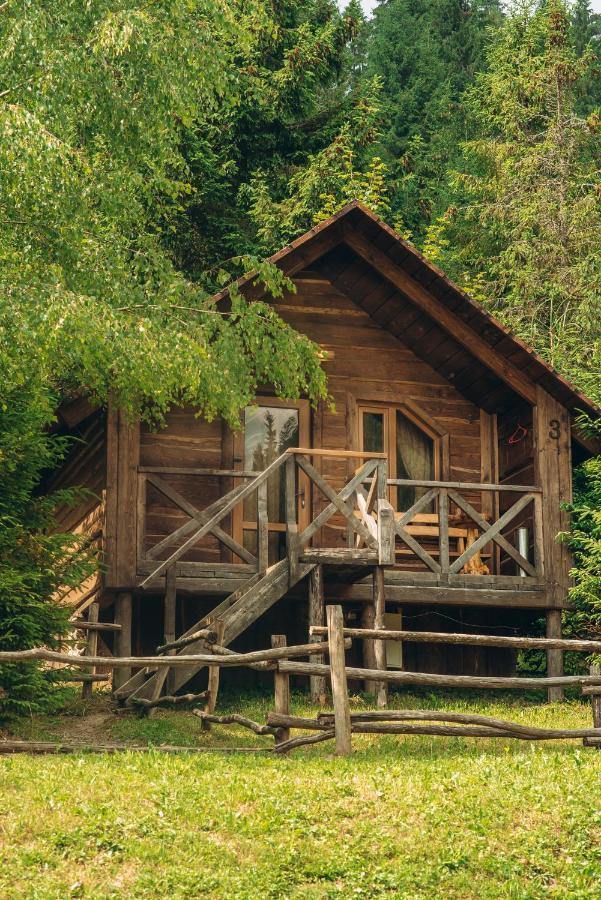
[308,565,327,705]
[327,605,352,756]
[272,635,291,746]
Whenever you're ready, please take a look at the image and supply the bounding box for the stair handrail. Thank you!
[139,448,293,587]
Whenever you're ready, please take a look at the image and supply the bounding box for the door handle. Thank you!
[296,489,306,509]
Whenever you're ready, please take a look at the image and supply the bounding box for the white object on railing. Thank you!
[517,527,529,577]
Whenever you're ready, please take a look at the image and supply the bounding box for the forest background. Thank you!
[0,0,599,710]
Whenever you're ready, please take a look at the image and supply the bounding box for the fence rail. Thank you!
[2,613,601,755]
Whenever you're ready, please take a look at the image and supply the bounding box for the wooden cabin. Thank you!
[53,201,601,701]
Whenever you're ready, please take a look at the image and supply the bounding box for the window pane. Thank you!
[362,412,384,453]
[396,411,434,511]
[243,407,299,522]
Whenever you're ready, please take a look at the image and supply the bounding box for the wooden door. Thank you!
[233,398,310,565]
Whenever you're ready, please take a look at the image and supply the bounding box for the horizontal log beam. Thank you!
[69,621,122,632]
[385,478,541,493]
[316,710,601,740]
[0,741,269,755]
[309,626,601,653]
[0,639,348,670]
[335,583,553,608]
[278,660,601,690]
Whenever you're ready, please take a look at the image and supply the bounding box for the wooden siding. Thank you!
[272,268,485,556]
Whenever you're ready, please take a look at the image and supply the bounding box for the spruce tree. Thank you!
[365,0,503,238]
[442,0,601,398]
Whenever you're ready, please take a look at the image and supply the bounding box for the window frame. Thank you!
[356,398,449,510]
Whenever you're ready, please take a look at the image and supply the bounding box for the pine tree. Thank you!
[570,0,601,113]
[442,0,601,398]
[365,0,503,238]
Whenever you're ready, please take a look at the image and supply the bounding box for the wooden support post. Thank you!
[112,592,132,692]
[82,602,99,700]
[164,565,177,696]
[308,565,327,705]
[546,609,564,703]
[361,602,377,695]
[201,620,225,731]
[373,567,388,708]
[272,635,290,746]
[326,605,352,756]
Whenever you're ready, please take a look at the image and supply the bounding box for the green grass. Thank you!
[1,690,600,899]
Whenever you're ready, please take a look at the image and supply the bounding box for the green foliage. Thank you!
[366,0,503,240]
[430,1,601,396]
[0,1,334,427]
[0,326,95,717]
[565,451,601,647]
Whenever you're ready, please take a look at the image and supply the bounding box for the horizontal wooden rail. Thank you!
[309,626,601,654]
[288,447,388,459]
[139,466,257,478]
[277,660,601,690]
[268,711,601,741]
[69,620,122,632]
[384,478,542,493]
[0,639,349,671]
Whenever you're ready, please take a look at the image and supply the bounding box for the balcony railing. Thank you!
[136,451,543,587]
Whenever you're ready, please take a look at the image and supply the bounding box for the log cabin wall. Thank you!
[269,267,487,560]
[47,409,106,613]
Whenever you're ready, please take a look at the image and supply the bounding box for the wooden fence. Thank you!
[2,610,601,755]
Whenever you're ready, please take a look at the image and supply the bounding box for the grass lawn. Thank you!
[1,689,600,899]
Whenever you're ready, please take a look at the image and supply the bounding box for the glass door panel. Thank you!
[233,399,309,565]
[395,410,435,511]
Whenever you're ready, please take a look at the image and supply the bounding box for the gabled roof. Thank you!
[215,200,599,450]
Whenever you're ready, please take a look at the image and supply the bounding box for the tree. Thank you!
[0,1,335,431]
[571,0,601,113]
[1,1,376,706]
[365,0,503,239]
[436,0,601,399]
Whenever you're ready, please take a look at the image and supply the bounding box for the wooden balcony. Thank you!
[134,449,550,609]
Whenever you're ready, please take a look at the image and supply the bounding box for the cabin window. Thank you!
[359,405,437,511]
[243,406,299,524]
[233,399,309,566]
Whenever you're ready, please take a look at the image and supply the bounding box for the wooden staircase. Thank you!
[115,558,316,703]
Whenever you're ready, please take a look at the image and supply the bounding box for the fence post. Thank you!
[82,601,99,700]
[308,565,327,705]
[326,605,352,756]
[373,567,388,708]
[438,488,449,583]
[546,610,564,703]
[377,499,395,566]
[272,635,290,745]
[201,619,225,731]
[591,664,601,731]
